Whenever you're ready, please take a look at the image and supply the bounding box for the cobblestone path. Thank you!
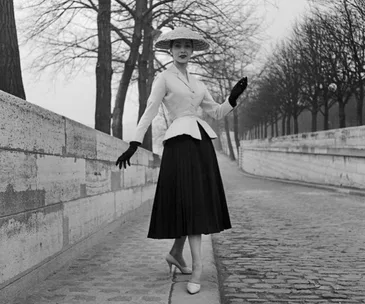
[213,153,365,304]
[10,214,172,304]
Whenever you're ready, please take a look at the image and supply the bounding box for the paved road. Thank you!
[213,153,365,304]
[9,214,173,304]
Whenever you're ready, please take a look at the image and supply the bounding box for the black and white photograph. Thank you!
[1,0,365,303]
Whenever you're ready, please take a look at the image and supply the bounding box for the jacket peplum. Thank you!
[133,64,234,144]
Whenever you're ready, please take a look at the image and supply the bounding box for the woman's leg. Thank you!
[169,236,188,266]
[188,234,203,283]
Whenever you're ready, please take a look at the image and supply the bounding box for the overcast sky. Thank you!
[15,0,309,140]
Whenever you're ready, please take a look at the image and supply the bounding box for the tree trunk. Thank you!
[323,98,329,130]
[311,110,318,132]
[356,84,364,126]
[259,122,262,139]
[260,122,263,139]
[215,131,223,151]
[224,116,235,160]
[112,0,144,139]
[293,114,299,134]
[286,115,291,135]
[338,98,346,128]
[137,0,153,150]
[275,115,279,137]
[95,0,112,134]
[0,0,26,99]
[145,7,155,149]
[233,110,240,156]
[281,114,286,136]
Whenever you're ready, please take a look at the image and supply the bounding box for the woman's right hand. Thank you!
[116,141,141,169]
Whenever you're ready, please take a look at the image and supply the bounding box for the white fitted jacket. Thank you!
[133,64,234,144]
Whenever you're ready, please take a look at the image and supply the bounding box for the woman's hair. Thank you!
[170,40,194,49]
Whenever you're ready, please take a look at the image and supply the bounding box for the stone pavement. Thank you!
[213,153,365,303]
[8,208,219,304]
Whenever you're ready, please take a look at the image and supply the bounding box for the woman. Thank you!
[116,27,247,295]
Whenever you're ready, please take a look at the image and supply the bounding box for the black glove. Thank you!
[229,77,248,107]
[116,141,141,169]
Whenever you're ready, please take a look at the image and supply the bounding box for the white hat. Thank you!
[155,27,210,51]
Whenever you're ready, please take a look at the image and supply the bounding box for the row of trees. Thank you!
[235,0,365,144]
[14,0,358,160]
[12,0,272,151]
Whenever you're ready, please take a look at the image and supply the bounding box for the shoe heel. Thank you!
[165,253,192,275]
[167,261,173,274]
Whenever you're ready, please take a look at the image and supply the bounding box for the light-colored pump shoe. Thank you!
[187,282,201,294]
[165,253,192,275]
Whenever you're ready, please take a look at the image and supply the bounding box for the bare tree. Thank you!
[111,0,145,139]
[239,0,365,139]
[263,42,305,135]
[310,0,365,127]
[319,14,356,128]
[19,0,272,151]
[0,0,26,99]
[292,16,330,132]
[112,0,176,141]
[137,0,155,151]
[95,0,112,134]
[203,56,237,160]
[19,0,172,141]
[341,0,365,125]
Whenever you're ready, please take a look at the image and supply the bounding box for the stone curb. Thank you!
[169,235,221,304]
[239,168,365,197]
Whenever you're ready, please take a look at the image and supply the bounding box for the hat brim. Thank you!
[155,28,210,51]
[155,39,210,51]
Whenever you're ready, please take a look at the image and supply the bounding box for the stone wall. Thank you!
[238,126,365,189]
[0,91,160,301]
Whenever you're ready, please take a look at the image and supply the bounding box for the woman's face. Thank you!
[171,39,193,64]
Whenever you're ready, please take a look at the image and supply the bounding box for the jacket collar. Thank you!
[167,64,197,93]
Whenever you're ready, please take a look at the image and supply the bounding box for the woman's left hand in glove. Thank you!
[229,77,248,107]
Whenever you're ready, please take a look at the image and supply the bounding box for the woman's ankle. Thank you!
[169,250,182,258]
[190,263,203,283]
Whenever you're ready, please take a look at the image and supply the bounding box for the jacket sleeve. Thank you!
[133,74,166,143]
[200,83,234,120]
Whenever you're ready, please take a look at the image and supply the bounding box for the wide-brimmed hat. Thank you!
[155,27,210,51]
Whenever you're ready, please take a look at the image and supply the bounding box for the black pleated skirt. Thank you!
[147,123,232,239]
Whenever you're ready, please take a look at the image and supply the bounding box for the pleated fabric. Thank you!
[147,123,232,239]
